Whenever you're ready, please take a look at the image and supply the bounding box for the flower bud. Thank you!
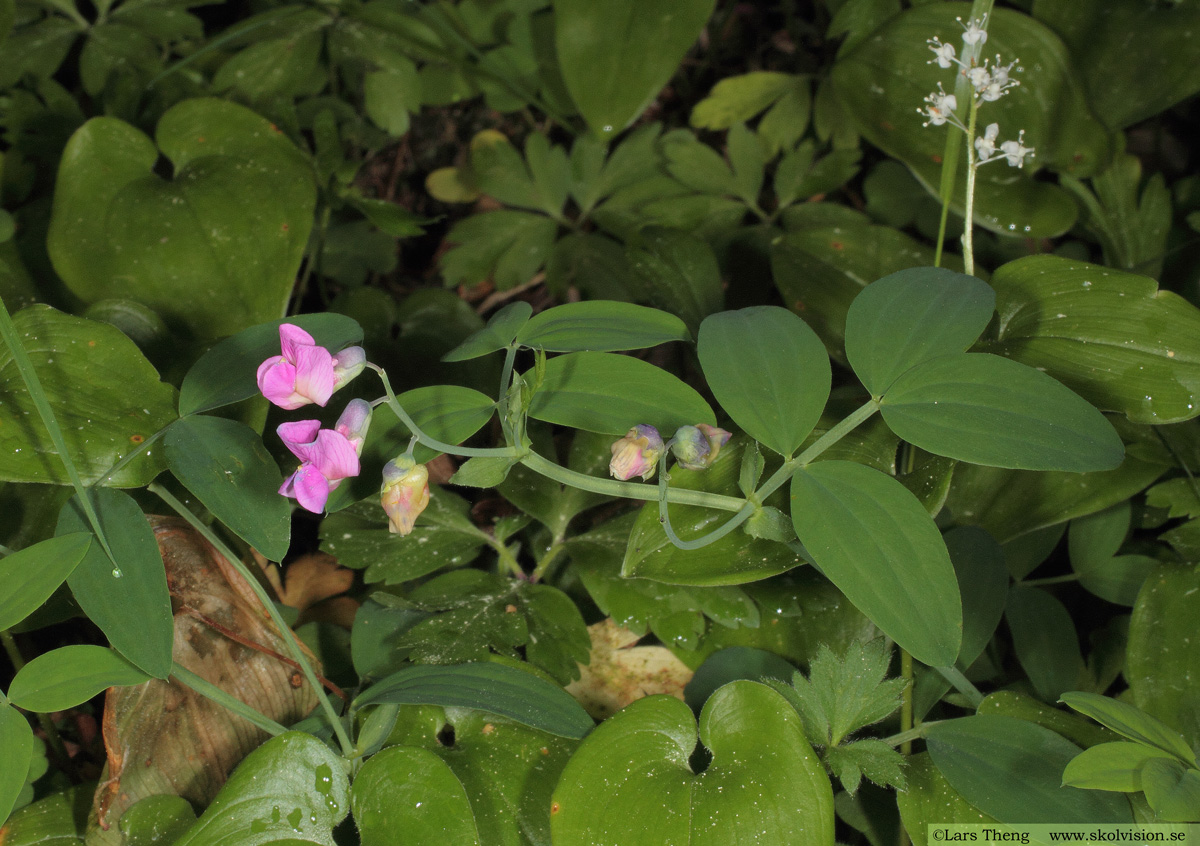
[334,398,372,454]
[331,346,366,392]
[609,425,664,481]
[671,423,732,471]
[381,456,430,536]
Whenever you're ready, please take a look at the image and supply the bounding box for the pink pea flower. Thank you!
[278,399,372,513]
[257,324,366,410]
[380,456,430,536]
[609,425,664,481]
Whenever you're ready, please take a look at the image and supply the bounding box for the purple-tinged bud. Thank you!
[331,346,366,392]
[334,398,372,454]
[671,423,732,470]
[609,425,664,481]
[381,456,430,536]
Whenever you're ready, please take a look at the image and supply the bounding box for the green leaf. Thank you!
[0,306,177,486]
[450,456,520,488]
[171,732,349,846]
[1074,554,1157,607]
[766,639,905,746]
[660,129,739,197]
[986,255,1200,425]
[1059,693,1195,765]
[442,301,532,362]
[118,795,197,846]
[0,534,91,632]
[1061,742,1179,792]
[977,690,1118,751]
[527,351,714,435]
[790,461,961,667]
[623,441,805,586]
[8,645,150,712]
[686,647,795,711]
[441,210,558,291]
[1033,0,1200,129]
[897,753,996,837]
[47,99,316,340]
[625,228,725,337]
[1005,588,1084,702]
[375,385,498,465]
[1146,478,1200,519]
[354,662,595,740]
[553,0,715,137]
[825,739,907,794]
[691,72,802,130]
[498,432,610,537]
[881,353,1124,472]
[550,682,835,844]
[351,746,481,845]
[57,488,173,677]
[178,314,363,416]
[844,267,995,397]
[945,526,1007,669]
[516,301,690,352]
[165,416,290,561]
[1140,759,1200,823]
[830,6,1105,236]
[1127,563,1200,748]
[926,715,1133,823]
[0,784,90,845]
[0,705,33,825]
[698,307,830,457]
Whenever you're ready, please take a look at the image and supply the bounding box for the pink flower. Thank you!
[381,457,430,536]
[670,423,732,471]
[609,425,664,481]
[278,400,372,513]
[257,324,365,410]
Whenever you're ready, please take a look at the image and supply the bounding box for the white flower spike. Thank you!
[975,123,1000,162]
[959,15,988,46]
[919,85,959,127]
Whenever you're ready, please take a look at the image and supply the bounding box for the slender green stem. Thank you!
[148,483,354,757]
[936,665,985,708]
[368,363,518,458]
[530,540,567,582]
[498,344,518,442]
[170,664,289,737]
[962,98,980,277]
[900,647,915,757]
[1019,573,1080,588]
[1,629,72,763]
[0,296,119,570]
[519,451,745,511]
[884,720,941,748]
[795,399,881,469]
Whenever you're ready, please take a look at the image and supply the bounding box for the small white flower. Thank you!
[928,38,956,69]
[919,86,958,127]
[967,65,991,92]
[1000,130,1034,168]
[975,123,1000,162]
[959,15,988,46]
[980,58,1021,102]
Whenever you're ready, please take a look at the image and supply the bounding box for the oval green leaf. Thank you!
[1059,692,1195,765]
[945,526,1007,669]
[881,353,1124,471]
[550,682,834,845]
[845,267,995,397]
[1140,758,1200,822]
[165,416,291,561]
[527,352,715,435]
[698,307,830,457]
[897,753,997,839]
[379,385,497,465]
[8,645,150,712]
[986,255,1200,425]
[442,301,532,363]
[48,99,316,341]
[1061,742,1178,792]
[0,305,177,486]
[353,662,594,740]
[178,314,363,416]
[553,0,716,136]
[118,795,197,846]
[171,732,349,846]
[0,533,91,632]
[789,460,961,666]
[517,301,690,352]
[0,705,34,826]
[351,746,480,846]
[57,488,173,678]
[1005,587,1084,702]
[926,715,1134,823]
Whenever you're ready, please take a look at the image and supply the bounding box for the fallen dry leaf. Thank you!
[87,518,322,845]
[565,619,694,720]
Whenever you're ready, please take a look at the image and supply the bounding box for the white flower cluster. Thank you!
[918,15,1034,169]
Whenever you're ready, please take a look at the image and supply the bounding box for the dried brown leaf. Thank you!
[565,619,694,720]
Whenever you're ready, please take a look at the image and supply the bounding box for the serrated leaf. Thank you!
[691,72,800,130]
[826,739,907,795]
[441,210,558,290]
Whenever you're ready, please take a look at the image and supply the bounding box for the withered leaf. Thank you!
[565,619,694,720]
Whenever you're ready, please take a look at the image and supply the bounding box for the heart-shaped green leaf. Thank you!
[351,746,480,845]
[8,645,150,712]
[0,533,91,632]
[880,353,1124,471]
[165,416,291,562]
[171,732,349,846]
[517,301,690,352]
[698,307,830,457]
[179,314,363,416]
[47,98,316,340]
[0,305,177,486]
[527,352,715,435]
[57,488,173,678]
[790,460,961,667]
[986,255,1200,425]
[553,0,716,137]
[550,682,834,844]
[845,267,995,397]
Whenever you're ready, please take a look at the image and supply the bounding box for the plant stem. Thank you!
[900,647,914,756]
[885,721,940,748]
[962,98,980,277]
[1019,573,1080,588]
[1,629,71,764]
[0,295,119,571]
[936,664,984,708]
[170,664,289,737]
[147,483,354,757]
